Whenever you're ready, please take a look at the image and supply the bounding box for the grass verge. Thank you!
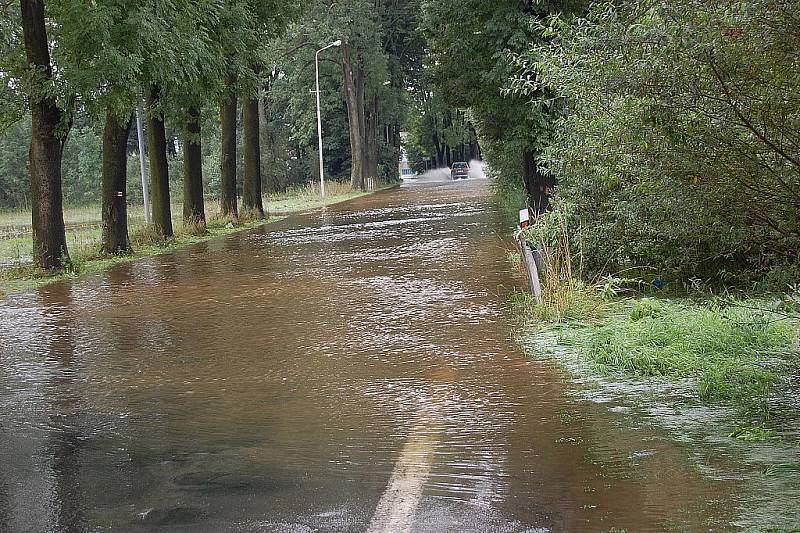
[510,200,799,425]
[575,298,797,418]
[0,182,381,296]
[512,281,799,422]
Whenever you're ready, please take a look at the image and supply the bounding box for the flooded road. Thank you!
[0,179,737,531]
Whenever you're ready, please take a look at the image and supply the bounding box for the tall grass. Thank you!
[583,299,797,417]
[520,204,603,322]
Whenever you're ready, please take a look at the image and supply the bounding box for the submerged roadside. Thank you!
[500,200,800,529]
[509,290,800,529]
[0,184,391,297]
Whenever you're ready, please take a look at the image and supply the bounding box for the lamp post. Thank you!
[135,107,151,224]
[314,39,342,199]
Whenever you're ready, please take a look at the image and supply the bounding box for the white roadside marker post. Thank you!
[517,208,542,304]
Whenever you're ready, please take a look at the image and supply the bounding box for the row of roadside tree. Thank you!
[1,0,419,270]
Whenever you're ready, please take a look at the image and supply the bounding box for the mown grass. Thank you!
[0,214,284,295]
[0,182,365,232]
[0,182,375,296]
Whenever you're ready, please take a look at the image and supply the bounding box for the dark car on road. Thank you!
[451,161,470,180]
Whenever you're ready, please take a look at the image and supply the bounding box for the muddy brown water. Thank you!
[0,179,740,531]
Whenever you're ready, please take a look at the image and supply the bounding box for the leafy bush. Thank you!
[516,0,800,285]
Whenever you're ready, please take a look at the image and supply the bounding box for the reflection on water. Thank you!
[1,179,738,531]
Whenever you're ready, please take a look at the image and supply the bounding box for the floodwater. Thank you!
[0,178,741,531]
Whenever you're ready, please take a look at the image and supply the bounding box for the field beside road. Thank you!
[0,182,371,296]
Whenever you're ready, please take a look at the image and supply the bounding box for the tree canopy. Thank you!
[0,0,797,285]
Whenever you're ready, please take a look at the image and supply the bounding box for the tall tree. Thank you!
[100,111,133,254]
[182,106,205,227]
[238,0,300,215]
[219,78,238,221]
[19,0,70,269]
[242,89,264,216]
[54,0,151,255]
[145,85,173,238]
[422,0,576,214]
[341,40,367,190]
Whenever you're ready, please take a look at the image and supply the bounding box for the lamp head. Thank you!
[332,39,342,47]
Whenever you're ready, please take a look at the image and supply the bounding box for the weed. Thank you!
[57,250,83,276]
[596,275,645,299]
[236,209,266,225]
[535,278,603,322]
[517,203,604,323]
[776,284,800,314]
[629,298,665,321]
[508,288,536,316]
[179,218,208,237]
[762,463,800,476]
[728,425,776,442]
[508,250,522,272]
[130,224,167,247]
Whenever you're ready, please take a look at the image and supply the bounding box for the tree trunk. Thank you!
[182,107,206,228]
[365,95,379,180]
[145,85,173,238]
[220,83,238,221]
[21,0,69,270]
[523,149,554,216]
[355,69,368,183]
[432,130,443,167]
[101,110,133,255]
[342,42,366,190]
[242,95,264,217]
[468,124,480,160]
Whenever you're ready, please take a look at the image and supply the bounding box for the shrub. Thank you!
[520,0,800,285]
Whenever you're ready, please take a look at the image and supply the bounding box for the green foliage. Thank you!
[629,298,665,321]
[406,93,478,168]
[583,301,797,416]
[0,116,103,209]
[521,0,800,285]
[0,118,30,208]
[263,0,420,186]
[421,0,586,207]
[491,175,529,220]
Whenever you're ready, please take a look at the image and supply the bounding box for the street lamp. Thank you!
[315,39,342,199]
